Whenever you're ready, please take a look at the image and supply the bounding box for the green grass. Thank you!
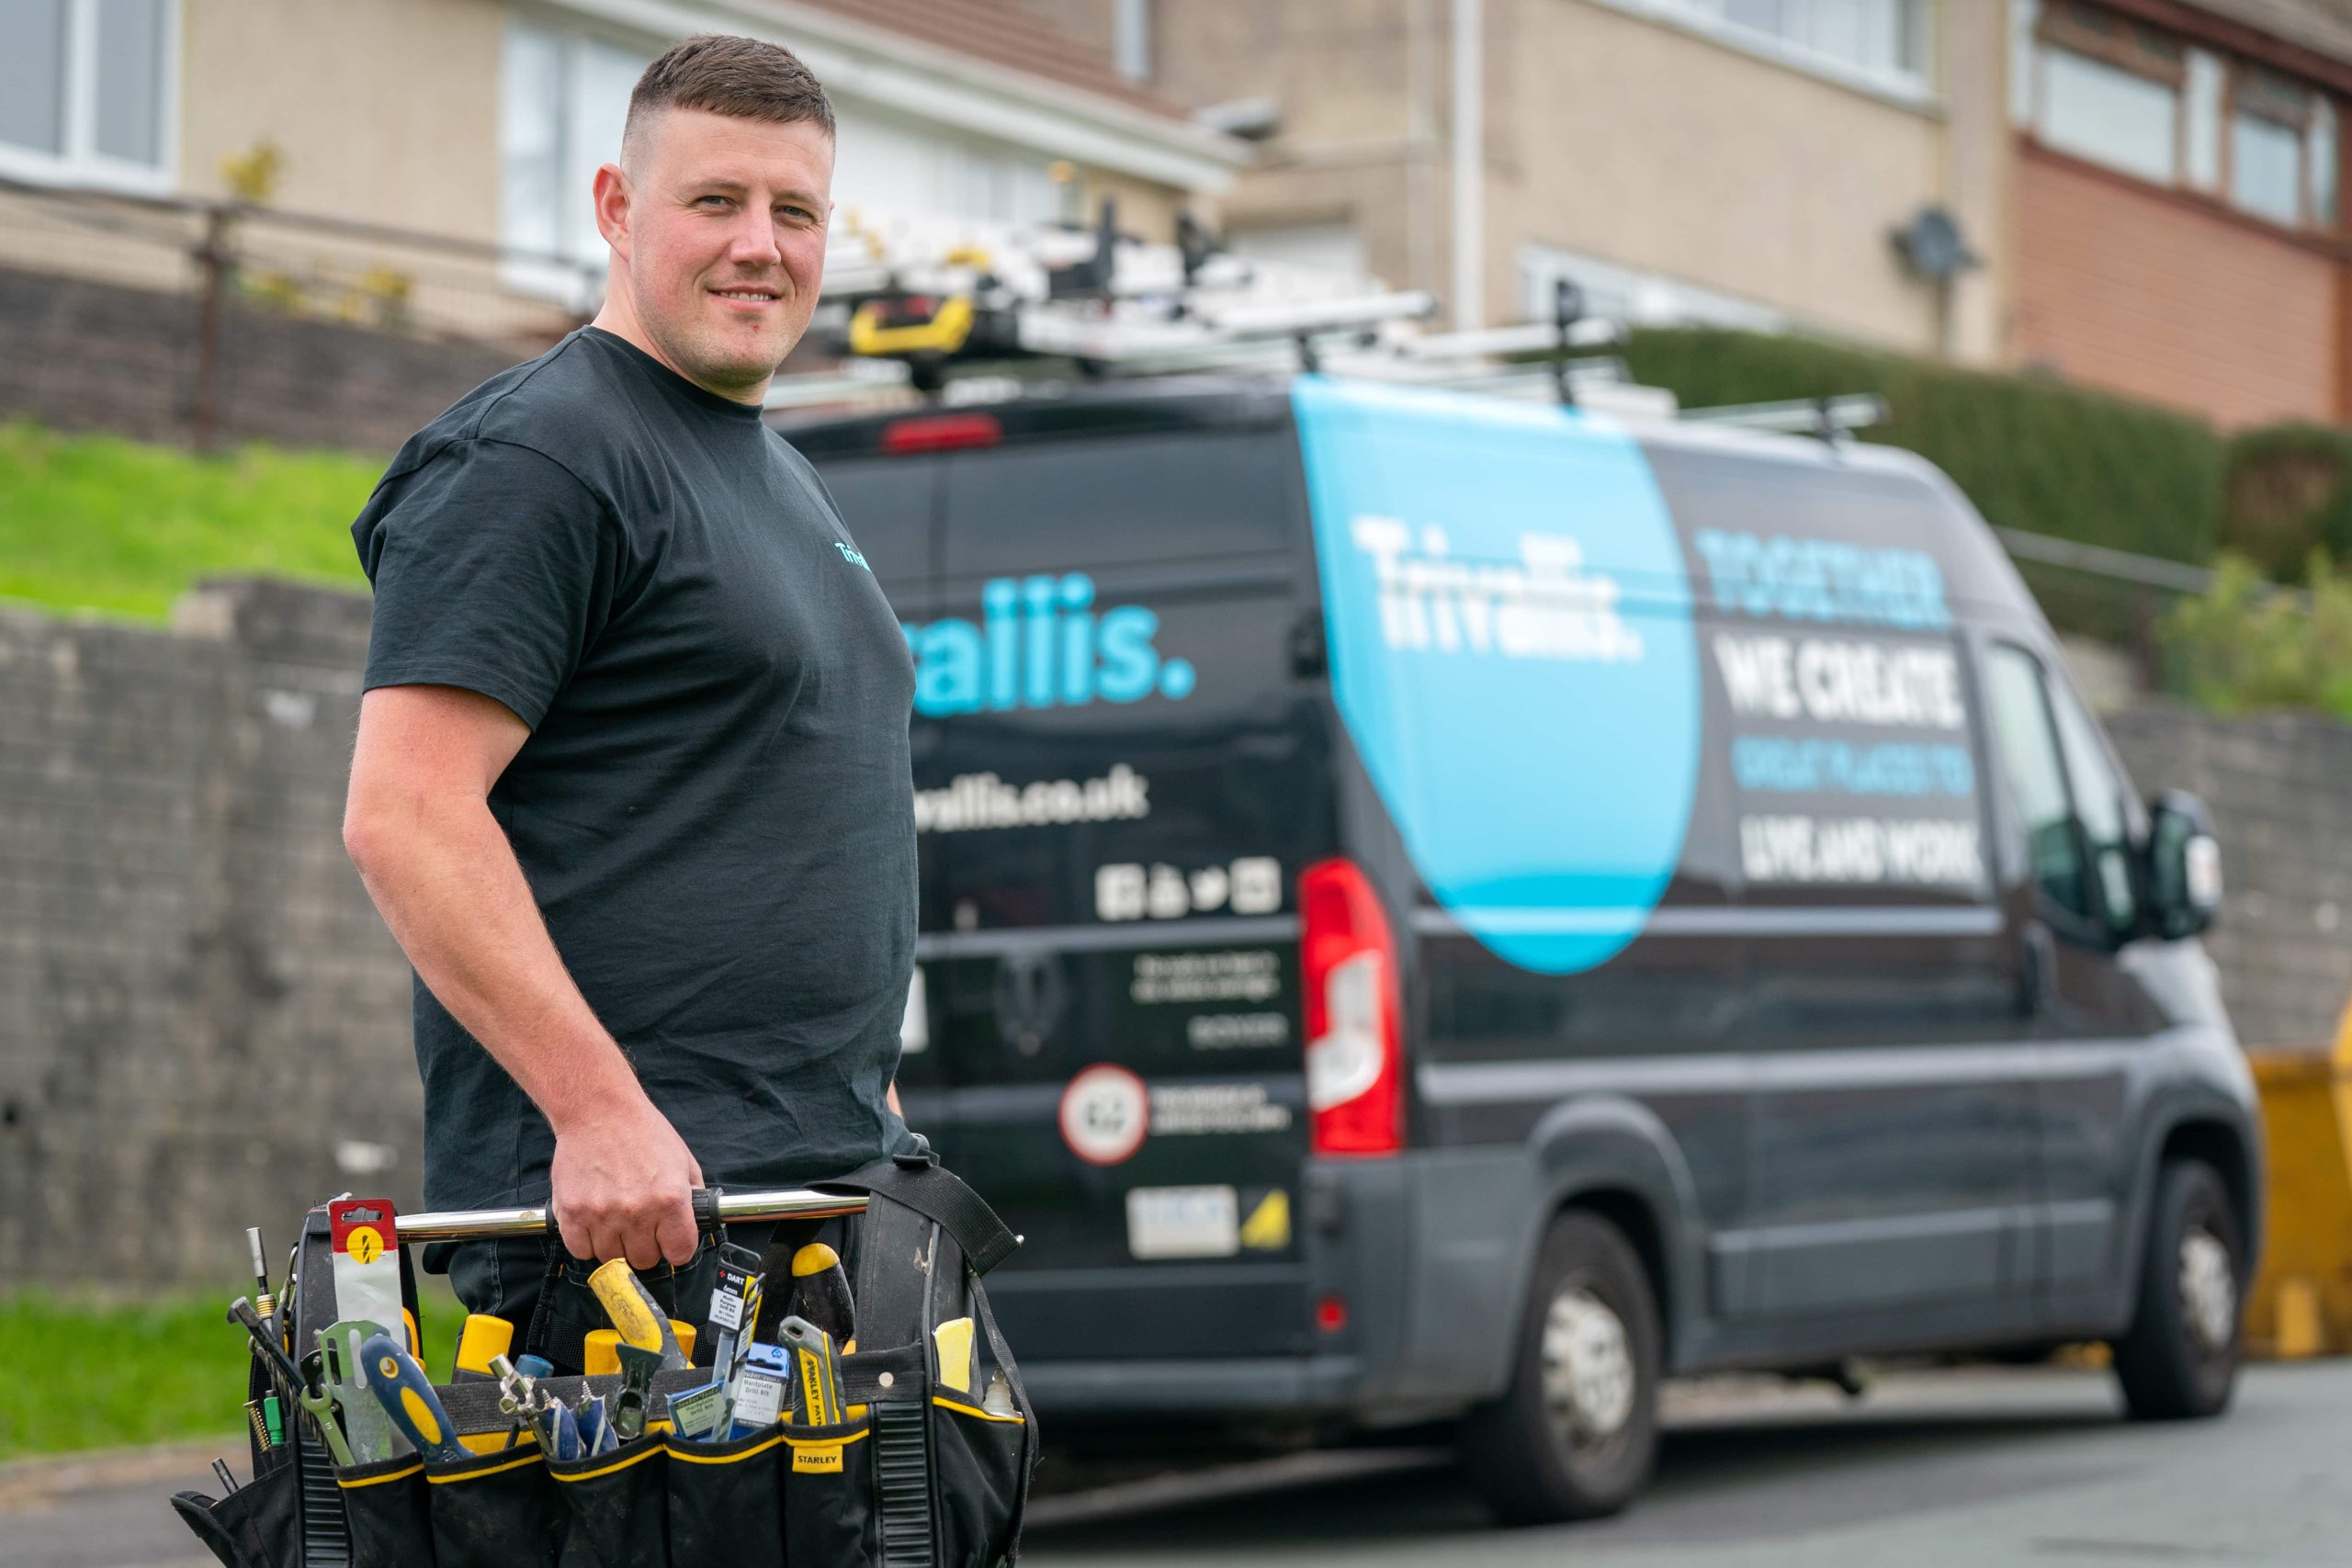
[0,422,379,622]
[0,1278,468,1462]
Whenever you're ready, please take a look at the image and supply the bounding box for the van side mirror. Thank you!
[2143,790,2222,940]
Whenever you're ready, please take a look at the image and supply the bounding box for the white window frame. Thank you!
[0,0,181,196]
[497,10,660,308]
[1585,0,1938,110]
[1114,0,1151,82]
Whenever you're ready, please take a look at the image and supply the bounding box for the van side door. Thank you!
[1975,640,2166,1312]
[1651,453,2035,1330]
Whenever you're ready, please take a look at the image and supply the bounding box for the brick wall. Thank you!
[2013,144,2343,429]
[0,580,2342,1288]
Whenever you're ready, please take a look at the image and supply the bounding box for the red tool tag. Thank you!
[329,1199,399,1266]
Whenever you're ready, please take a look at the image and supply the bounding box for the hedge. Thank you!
[1620,327,2228,567]
[2219,421,2352,582]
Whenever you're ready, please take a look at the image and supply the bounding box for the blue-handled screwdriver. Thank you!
[360,1333,466,1464]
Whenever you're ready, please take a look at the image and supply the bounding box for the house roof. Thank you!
[774,0,1192,122]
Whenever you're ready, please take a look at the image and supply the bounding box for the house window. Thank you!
[1114,0,1151,82]
[1692,0,1931,87]
[2228,70,2333,227]
[2033,3,2184,185]
[0,0,175,189]
[500,17,654,273]
[832,101,1064,228]
[2017,0,2345,232]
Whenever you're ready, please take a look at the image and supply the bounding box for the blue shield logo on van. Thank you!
[1292,376,1701,975]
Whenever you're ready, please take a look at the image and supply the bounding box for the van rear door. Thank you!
[906,413,1339,1363]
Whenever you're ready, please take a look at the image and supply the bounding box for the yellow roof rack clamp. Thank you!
[850,293,976,358]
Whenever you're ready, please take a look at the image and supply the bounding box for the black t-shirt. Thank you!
[353,326,918,1211]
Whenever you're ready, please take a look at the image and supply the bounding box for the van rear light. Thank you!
[1300,858,1404,1157]
[879,412,1001,454]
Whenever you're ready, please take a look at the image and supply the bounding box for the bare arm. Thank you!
[343,683,702,1269]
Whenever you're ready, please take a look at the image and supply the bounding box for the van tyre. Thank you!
[2112,1159,2241,1421]
[1459,1210,1660,1525]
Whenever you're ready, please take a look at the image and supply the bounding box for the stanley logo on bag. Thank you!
[792,1442,844,1474]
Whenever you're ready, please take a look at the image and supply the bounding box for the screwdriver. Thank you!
[360,1333,466,1465]
[245,1228,277,1338]
[786,1244,855,1344]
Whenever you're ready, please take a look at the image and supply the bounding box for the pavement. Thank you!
[6,1361,2347,1567]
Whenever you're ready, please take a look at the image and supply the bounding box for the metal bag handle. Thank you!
[395,1186,867,1244]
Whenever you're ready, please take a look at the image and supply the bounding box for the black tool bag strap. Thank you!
[816,1153,1021,1277]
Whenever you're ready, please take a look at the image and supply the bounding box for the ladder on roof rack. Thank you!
[790,201,1884,437]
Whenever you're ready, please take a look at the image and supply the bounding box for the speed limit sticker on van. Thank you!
[1125,1186,1239,1259]
[1059,1064,1149,1165]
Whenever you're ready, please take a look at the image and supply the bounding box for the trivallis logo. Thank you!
[1349,515,1644,662]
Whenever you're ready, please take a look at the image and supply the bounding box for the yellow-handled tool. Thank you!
[453,1314,514,1382]
[587,1259,689,1370]
[780,1315,844,1425]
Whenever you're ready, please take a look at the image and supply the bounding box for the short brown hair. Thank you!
[622,34,834,164]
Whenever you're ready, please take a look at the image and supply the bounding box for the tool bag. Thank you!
[172,1151,1039,1568]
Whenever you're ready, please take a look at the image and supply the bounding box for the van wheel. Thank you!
[2111,1159,2241,1421]
[1458,1210,1660,1525]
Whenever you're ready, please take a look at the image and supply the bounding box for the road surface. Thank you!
[6,1362,2346,1567]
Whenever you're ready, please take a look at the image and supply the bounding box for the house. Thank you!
[0,0,1247,448]
[0,0,1247,301]
[2009,0,2352,427]
[1015,0,2012,363]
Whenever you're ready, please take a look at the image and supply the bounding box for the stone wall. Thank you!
[2107,704,2352,1050]
[0,262,534,456]
[0,581,2342,1288]
[0,580,417,1289]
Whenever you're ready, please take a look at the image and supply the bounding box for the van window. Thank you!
[1982,644,2098,928]
[939,430,1295,581]
[2049,677,2141,933]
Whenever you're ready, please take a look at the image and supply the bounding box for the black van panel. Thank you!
[786,376,2258,1422]
[873,422,1339,1363]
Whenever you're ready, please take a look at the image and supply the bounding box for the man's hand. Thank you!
[549,1093,706,1269]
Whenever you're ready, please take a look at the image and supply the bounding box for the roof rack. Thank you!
[786,202,1876,437]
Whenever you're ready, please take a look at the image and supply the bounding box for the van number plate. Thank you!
[1125,1186,1239,1260]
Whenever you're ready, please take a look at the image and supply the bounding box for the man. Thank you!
[342,34,915,1366]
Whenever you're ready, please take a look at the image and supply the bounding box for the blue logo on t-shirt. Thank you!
[900,574,1196,716]
[833,540,871,570]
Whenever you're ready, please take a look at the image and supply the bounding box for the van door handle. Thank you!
[2018,921,2055,1017]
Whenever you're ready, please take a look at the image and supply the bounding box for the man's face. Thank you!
[601,107,832,400]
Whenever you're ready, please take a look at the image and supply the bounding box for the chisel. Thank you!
[360,1333,466,1465]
